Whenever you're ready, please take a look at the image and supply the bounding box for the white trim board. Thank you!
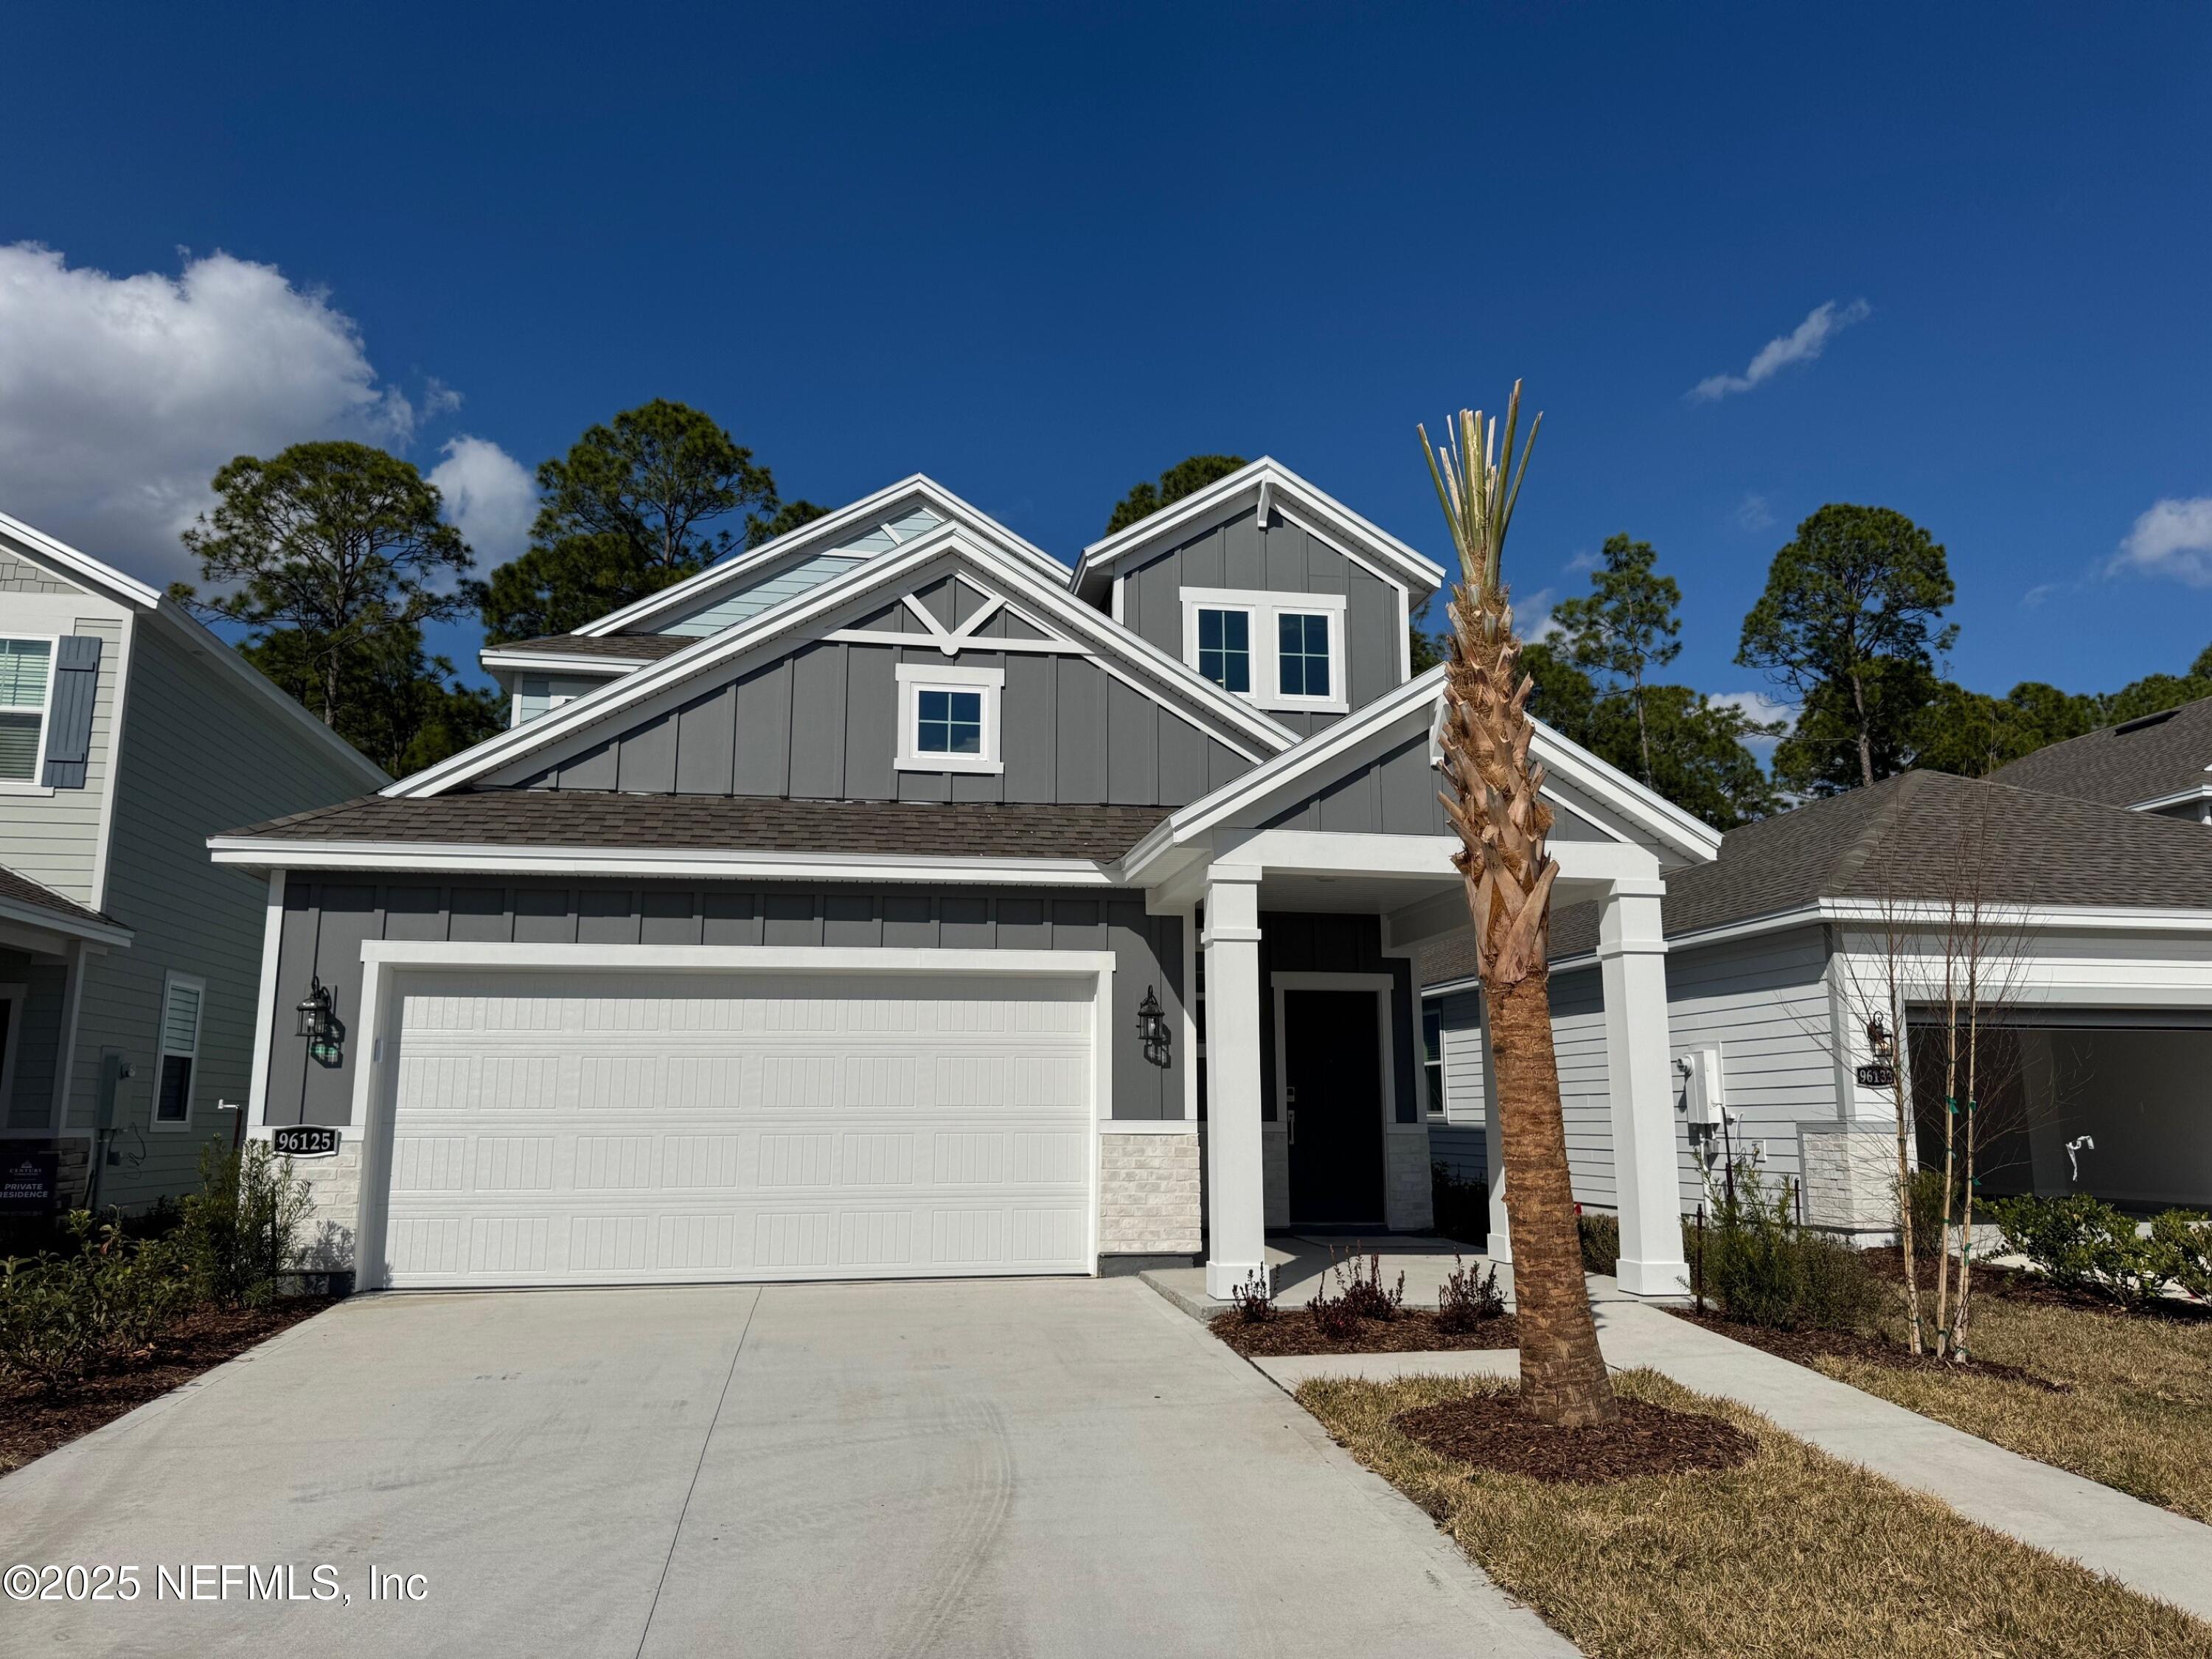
[209,836,1121,885]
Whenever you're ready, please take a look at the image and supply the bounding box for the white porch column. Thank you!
[1599,878,1689,1295]
[1202,866,1267,1298]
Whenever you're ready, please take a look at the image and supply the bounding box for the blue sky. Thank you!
[4,1,2207,728]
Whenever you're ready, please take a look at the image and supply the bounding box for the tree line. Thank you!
[174,428,2201,813]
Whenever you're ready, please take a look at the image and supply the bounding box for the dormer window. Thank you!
[1180,588,1347,714]
[895,663,1004,775]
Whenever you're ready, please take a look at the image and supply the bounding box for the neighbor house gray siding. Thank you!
[64,622,380,1208]
[1116,507,1405,735]
[512,575,1256,807]
[262,879,1189,1128]
[1253,911,1419,1125]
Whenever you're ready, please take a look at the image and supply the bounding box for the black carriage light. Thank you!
[1135,985,1171,1062]
[296,975,336,1043]
[1865,1015,1895,1064]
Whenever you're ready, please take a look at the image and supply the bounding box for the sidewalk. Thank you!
[1244,1299,2212,1624]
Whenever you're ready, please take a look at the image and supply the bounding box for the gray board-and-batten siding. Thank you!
[263,879,1189,1129]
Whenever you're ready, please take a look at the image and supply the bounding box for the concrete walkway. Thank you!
[1,1278,1574,1658]
[1141,1235,1636,1319]
[1245,1298,2212,1624]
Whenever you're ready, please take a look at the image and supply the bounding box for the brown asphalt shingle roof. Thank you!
[0,863,122,933]
[1424,769,2212,984]
[220,791,1172,863]
[491,633,695,662]
[1986,695,2212,809]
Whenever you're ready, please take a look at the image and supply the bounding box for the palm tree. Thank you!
[1422,386,1618,1429]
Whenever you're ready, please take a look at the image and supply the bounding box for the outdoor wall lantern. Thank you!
[1865,1015,1895,1064]
[296,975,341,1065]
[1136,985,1172,1066]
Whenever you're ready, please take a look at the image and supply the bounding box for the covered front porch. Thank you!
[1121,670,1719,1301]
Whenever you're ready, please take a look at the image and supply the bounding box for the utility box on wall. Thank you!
[1677,1048,1725,1127]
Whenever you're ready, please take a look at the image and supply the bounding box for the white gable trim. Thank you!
[479,649,648,676]
[0,509,162,609]
[386,526,1295,798]
[1122,667,1722,881]
[574,475,1066,639]
[1071,458,1445,603]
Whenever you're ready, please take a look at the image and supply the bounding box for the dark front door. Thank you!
[1284,990,1386,1225]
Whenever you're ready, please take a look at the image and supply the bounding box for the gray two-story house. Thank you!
[213,463,1713,1296]
[1,512,386,1213]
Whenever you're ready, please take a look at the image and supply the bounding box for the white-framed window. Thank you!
[1422,999,1445,1117]
[0,636,57,789]
[152,973,205,1130]
[894,662,1004,775]
[1179,588,1348,714]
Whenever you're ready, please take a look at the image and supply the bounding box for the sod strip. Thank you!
[1297,1369,2212,1659]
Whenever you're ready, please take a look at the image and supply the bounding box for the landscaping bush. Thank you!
[0,1213,187,1395]
[1307,1247,1404,1336]
[1229,1267,1277,1324]
[1899,1166,1965,1248]
[1577,1210,1620,1275]
[1995,1194,2212,1310]
[1436,1255,1506,1334]
[1703,1166,1885,1333]
[1430,1161,1487,1246]
[2149,1210,2212,1304]
[179,1141,312,1308]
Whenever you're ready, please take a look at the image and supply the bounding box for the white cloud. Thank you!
[1690,299,1871,403]
[429,435,536,565]
[1562,549,1601,574]
[2020,582,2059,608]
[1711,690,1796,757]
[1514,585,1561,643]
[2108,496,2212,587]
[0,243,428,580]
[1734,493,1775,533]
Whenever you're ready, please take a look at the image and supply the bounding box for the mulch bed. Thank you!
[1667,1307,2065,1390]
[1394,1391,1759,1484]
[1,1297,337,1477]
[1860,1248,2212,1324]
[1213,1307,1520,1357]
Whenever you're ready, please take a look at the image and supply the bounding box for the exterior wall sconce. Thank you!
[296,975,341,1065]
[1135,985,1172,1067]
[1865,1015,1894,1064]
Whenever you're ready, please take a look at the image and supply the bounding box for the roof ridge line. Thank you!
[1822,771,1927,899]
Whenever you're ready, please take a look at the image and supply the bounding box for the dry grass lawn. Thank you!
[1818,1292,2212,1524]
[1298,1369,2212,1659]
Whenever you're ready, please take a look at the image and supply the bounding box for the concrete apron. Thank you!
[0,1278,1575,1659]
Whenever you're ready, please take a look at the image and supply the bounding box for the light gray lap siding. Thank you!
[513,641,1252,807]
[262,880,1189,1127]
[1119,507,1405,730]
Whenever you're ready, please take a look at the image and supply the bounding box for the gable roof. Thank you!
[1532,768,2212,961]
[0,510,386,790]
[0,861,133,947]
[385,521,1296,800]
[479,634,695,675]
[568,475,1068,641]
[1987,695,2212,811]
[1071,457,1447,605]
[1122,666,1724,882]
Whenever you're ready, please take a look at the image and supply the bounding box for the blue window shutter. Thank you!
[41,634,102,789]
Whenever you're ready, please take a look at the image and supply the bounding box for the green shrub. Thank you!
[2149,1210,2212,1304]
[1899,1166,1965,1245]
[1577,1210,1621,1275]
[1989,1193,2183,1310]
[179,1141,312,1308]
[1430,1161,1488,1246]
[1703,1164,1885,1332]
[0,1213,187,1395]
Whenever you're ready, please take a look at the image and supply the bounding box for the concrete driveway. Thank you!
[0,1277,1571,1658]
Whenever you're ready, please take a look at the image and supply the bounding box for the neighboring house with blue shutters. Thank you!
[0,511,386,1212]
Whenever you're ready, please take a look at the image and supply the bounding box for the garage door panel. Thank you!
[380,970,1095,1288]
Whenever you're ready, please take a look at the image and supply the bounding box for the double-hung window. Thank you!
[894,663,1004,775]
[153,974,205,1129]
[1180,589,1347,713]
[0,638,55,785]
[1422,1001,1445,1117]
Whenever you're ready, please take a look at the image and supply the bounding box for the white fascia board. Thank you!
[147,601,389,789]
[1071,458,1444,602]
[2126,782,2212,813]
[0,893,133,950]
[391,526,1292,799]
[358,940,1119,977]
[477,650,645,676]
[1522,715,1722,866]
[206,835,1121,886]
[0,509,163,608]
[575,475,1068,639]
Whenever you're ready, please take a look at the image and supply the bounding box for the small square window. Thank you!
[1278,613,1331,698]
[1196,608,1251,693]
[917,689,984,755]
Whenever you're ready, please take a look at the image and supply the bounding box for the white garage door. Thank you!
[375,969,1096,1288]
